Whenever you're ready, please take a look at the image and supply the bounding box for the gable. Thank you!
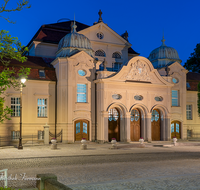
[102,56,173,86]
[78,22,131,47]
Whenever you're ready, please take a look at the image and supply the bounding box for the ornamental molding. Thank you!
[121,60,151,81]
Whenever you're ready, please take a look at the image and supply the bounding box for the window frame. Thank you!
[77,84,87,103]
[39,70,46,78]
[112,62,123,71]
[38,130,44,140]
[95,49,106,57]
[11,97,20,117]
[186,104,192,120]
[11,130,20,140]
[172,90,179,107]
[37,98,48,118]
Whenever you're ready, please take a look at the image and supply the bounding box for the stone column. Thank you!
[181,122,184,140]
[165,118,171,141]
[43,124,50,145]
[146,113,152,142]
[102,111,108,143]
[125,112,131,142]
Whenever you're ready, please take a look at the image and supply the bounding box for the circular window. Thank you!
[112,94,122,100]
[78,70,86,76]
[172,78,178,84]
[155,96,163,101]
[134,95,143,101]
[97,32,104,39]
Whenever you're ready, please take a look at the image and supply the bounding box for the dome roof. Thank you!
[56,22,94,57]
[148,36,181,68]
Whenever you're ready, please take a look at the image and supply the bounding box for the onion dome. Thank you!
[148,36,182,68]
[56,21,94,57]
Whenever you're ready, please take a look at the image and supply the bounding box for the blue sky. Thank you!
[2,0,200,65]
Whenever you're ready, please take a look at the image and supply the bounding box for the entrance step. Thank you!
[153,144,173,148]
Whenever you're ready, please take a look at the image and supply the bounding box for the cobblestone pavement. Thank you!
[0,150,200,189]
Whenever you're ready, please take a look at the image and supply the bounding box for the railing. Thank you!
[0,169,8,187]
[49,129,63,143]
[187,131,200,140]
[0,133,44,147]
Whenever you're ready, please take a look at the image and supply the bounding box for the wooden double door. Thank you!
[171,121,181,139]
[108,108,120,141]
[130,109,141,141]
[75,119,89,141]
[151,109,161,141]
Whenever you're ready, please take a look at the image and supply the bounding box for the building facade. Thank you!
[1,11,200,144]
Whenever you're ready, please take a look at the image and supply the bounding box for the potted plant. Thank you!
[172,136,177,146]
[51,138,57,144]
[139,137,144,144]
[81,138,87,145]
[110,138,117,148]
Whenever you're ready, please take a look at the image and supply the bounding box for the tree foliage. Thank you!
[0,30,30,123]
[0,0,31,123]
[184,43,200,73]
[0,0,31,23]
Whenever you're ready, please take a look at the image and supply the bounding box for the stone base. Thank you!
[109,144,118,149]
[138,144,145,148]
[51,144,57,150]
[80,144,87,150]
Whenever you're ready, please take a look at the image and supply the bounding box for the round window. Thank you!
[78,70,86,76]
[134,95,143,101]
[172,78,178,84]
[155,96,163,101]
[97,32,104,39]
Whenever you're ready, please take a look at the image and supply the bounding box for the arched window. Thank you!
[95,50,106,57]
[112,52,121,59]
[108,108,119,121]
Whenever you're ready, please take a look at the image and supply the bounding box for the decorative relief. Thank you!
[121,60,151,81]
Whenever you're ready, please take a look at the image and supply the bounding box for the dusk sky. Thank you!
[2,0,200,65]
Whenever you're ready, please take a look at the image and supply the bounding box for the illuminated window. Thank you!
[77,84,87,103]
[108,108,119,121]
[172,90,178,106]
[172,78,178,84]
[186,105,192,120]
[38,98,47,117]
[11,97,20,116]
[151,110,159,122]
[95,50,106,57]
[78,70,86,76]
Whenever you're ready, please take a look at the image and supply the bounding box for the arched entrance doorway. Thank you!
[74,119,89,141]
[171,121,181,139]
[151,109,161,141]
[108,108,120,141]
[130,109,141,141]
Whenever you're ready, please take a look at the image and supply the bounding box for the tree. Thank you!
[184,43,200,73]
[0,0,31,23]
[0,0,31,123]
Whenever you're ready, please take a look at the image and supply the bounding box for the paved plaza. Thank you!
[0,142,200,189]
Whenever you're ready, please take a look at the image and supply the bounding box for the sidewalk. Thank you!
[0,141,200,160]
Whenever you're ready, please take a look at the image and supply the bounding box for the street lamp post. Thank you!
[18,78,26,150]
